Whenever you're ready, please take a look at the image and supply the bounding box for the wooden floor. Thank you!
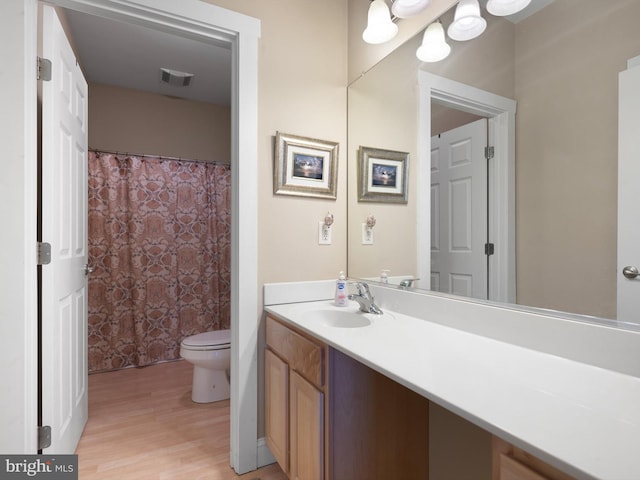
[76,360,287,480]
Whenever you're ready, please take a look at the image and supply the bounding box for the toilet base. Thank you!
[191,366,230,403]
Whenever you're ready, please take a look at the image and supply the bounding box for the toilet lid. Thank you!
[181,329,231,348]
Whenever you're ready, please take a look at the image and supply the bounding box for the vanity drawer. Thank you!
[266,316,324,388]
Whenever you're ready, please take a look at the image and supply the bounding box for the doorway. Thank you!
[33,0,259,473]
[417,70,517,304]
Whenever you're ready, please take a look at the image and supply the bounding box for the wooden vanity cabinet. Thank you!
[289,370,324,480]
[265,317,325,479]
[264,348,290,473]
[493,437,576,480]
[265,315,430,480]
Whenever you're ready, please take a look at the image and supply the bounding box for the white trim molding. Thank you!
[2,0,261,473]
[257,437,277,467]
[418,71,517,304]
[0,0,39,454]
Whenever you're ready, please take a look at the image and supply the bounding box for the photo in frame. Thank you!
[274,131,339,199]
[357,146,409,203]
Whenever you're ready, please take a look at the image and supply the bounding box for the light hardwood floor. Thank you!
[76,360,287,480]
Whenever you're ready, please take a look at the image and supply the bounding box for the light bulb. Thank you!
[447,0,486,42]
[416,22,451,63]
[363,0,398,44]
[486,0,531,17]
[391,0,432,19]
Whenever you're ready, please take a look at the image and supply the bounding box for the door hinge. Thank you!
[37,242,51,265]
[485,146,495,160]
[37,57,52,82]
[484,243,495,256]
[38,425,52,450]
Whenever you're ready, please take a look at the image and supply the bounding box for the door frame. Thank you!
[7,0,261,473]
[417,71,517,304]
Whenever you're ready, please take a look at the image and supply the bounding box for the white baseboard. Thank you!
[257,437,276,468]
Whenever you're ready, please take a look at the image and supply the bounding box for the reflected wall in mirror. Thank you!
[347,0,640,321]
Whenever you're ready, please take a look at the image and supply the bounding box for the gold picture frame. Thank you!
[274,131,339,200]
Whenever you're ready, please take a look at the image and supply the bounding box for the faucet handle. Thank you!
[355,281,368,295]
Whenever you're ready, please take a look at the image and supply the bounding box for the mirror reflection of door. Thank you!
[431,109,488,300]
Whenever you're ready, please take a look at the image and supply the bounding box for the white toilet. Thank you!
[180,329,231,403]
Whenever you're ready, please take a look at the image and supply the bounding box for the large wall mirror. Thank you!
[347,0,640,323]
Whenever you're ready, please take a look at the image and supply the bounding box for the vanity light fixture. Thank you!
[391,0,432,18]
[486,0,531,16]
[363,0,399,44]
[416,21,451,63]
[447,0,486,41]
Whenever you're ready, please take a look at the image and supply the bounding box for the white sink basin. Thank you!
[306,309,373,328]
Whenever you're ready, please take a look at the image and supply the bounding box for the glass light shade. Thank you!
[362,0,399,44]
[391,0,432,19]
[447,0,486,41]
[486,0,531,16]
[416,22,451,62]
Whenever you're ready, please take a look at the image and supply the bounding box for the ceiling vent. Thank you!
[160,68,194,87]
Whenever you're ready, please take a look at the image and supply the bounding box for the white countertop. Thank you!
[265,299,640,480]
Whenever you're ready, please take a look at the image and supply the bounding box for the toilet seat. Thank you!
[181,330,231,351]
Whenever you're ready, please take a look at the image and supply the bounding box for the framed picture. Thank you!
[357,146,409,203]
[274,131,339,200]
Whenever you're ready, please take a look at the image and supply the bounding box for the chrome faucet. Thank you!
[399,278,420,288]
[348,282,383,315]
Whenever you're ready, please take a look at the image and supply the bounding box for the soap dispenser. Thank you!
[380,270,390,284]
[335,271,348,307]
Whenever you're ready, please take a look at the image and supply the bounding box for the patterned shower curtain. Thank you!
[87,151,231,373]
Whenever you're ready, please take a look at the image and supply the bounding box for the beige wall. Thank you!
[88,83,231,162]
[208,0,348,289]
[515,0,640,318]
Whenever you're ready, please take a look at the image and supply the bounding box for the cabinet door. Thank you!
[265,349,289,474]
[493,437,574,480]
[289,371,324,480]
[499,454,552,480]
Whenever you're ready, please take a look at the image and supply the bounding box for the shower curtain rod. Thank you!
[88,148,226,165]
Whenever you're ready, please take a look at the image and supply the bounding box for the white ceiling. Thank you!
[64,8,232,106]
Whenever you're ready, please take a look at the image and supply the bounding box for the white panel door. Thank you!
[617,62,640,323]
[431,119,487,299]
[42,4,89,453]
